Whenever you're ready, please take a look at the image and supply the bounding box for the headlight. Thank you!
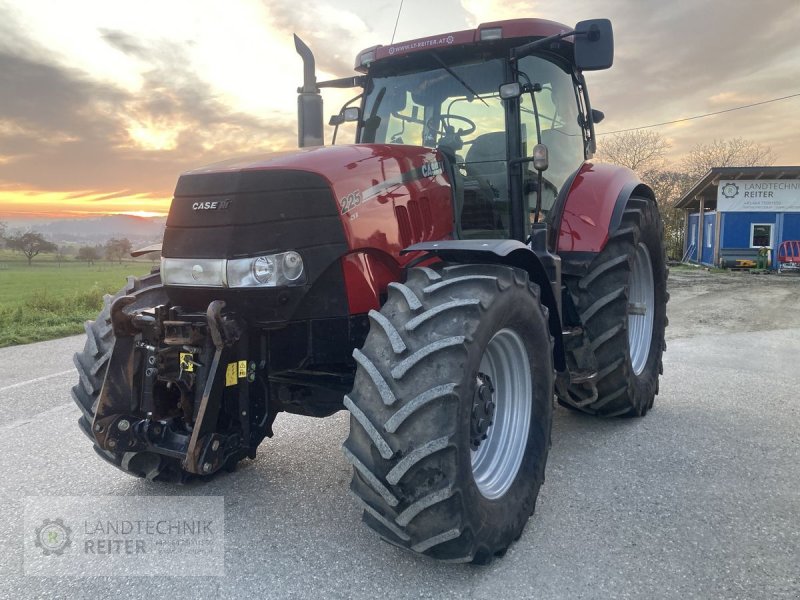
[252,256,276,284]
[227,252,305,288]
[161,252,306,288]
[281,251,304,281]
[161,258,226,287]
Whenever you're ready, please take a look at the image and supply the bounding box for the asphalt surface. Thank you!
[0,327,798,599]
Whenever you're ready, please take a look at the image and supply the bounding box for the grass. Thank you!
[0,251,153,347]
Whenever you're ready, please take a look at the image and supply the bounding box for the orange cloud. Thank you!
[0,189,171,219]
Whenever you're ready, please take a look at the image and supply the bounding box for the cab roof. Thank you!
[355,18,572,72]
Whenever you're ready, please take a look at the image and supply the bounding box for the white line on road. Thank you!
[2,402,74,430]
[0,369,74,392]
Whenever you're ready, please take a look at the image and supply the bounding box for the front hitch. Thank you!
[91,298,265,476]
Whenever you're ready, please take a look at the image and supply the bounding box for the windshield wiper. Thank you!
[430,52,489,107]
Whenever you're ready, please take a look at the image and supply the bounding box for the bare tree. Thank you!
[104,238,133,264]
[77,246,100,266]
[5,232,58,266]
[0,221,6,246]
[680,137,775,179]
[643,170,695,208]
[643,170,695,260]
[595,130,671,173]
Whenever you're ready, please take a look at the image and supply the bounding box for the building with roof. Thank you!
[675,166,800,269]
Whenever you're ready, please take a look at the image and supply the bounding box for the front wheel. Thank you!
[343,264,554,564]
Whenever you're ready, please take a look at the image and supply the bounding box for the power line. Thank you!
[391,0,404,44]
[597,92,800,136]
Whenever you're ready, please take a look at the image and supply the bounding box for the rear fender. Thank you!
[403,240,565,371]
[555,162,655,275]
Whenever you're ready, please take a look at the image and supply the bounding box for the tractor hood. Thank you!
[164,143,453,259]
[170,143,447,218]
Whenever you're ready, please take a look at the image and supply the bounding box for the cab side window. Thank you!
[518,57,585,221]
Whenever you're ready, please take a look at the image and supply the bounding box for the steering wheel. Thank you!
[426,114,477,138]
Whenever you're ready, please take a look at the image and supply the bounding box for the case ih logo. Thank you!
[421,160,443,178]
[721,183,740,199]
[192,199,231,211]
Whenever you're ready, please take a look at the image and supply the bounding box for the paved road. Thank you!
[0,329,798,599]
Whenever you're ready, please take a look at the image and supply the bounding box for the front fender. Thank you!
[555,162,655,254]
[402,240,565,371]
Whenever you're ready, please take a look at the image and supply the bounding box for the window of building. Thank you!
[705,222,713,248]
[690,222,697,244]
[750,223,773,248]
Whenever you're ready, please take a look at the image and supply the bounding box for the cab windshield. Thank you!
[360,57,506,150]
[361,57,510,238]
[360,54,584,239]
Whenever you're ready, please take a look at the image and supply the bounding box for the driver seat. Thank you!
[457,131,508,236]
[464,132,507,202]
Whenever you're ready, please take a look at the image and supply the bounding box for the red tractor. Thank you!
[73,18,667,563]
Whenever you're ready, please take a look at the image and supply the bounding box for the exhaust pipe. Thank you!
[294,35,324,148]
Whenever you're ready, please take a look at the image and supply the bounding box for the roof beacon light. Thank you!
[480,27,503,41]
[356,48,377,71]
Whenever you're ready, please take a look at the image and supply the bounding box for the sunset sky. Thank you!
[1,0,799,219]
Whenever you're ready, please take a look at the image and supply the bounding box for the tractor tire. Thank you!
[559,195,668,417]
[343,264,554,564]
[72,272,203,482]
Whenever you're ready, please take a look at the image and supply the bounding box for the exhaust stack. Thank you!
[294,35,324,148]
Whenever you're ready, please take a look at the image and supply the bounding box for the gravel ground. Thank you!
[0,270,797,599]
[666,266,800,339]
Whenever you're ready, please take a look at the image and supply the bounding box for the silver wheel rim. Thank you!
[471,328,532,500]
[628,243,655,375]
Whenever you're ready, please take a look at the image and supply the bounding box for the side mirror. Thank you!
[532,143,549,172]
[342,107,360,122]
[329,107,361,126]
[499,82,522,100]
[574,19,614,71]
[591,108,605,124]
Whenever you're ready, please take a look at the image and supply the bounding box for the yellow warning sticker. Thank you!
[225,362,238,387]
[179,352,194,372]
[238,360,247,378]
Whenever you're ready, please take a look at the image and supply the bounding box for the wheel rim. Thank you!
[471,328,532,500]
[628,242,655,375]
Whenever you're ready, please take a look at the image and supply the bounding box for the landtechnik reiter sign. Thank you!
[717,180,800,212]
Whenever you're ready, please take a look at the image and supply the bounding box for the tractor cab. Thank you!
[301,18,613,243]
[358,46,586,240]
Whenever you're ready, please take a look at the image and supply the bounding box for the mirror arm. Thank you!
[577,72,598,156]
[510,25,600,63]
[317,76,366,89]
[510,29,576,63]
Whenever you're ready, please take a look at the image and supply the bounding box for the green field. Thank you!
[0,251,153,347]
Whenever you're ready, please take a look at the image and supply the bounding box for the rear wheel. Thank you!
[343,264,554,563]
[558,196,668,417]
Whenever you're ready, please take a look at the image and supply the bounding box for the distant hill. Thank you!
[7,215,166,245]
